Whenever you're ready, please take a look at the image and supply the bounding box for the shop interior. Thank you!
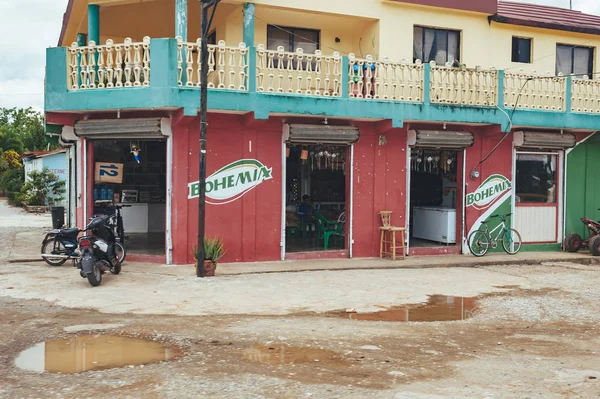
[409,149,459,248]
[285,144,347,253]
[93,140,167,255]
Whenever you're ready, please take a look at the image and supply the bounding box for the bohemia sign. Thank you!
[188,159,273,205]
[466,174,512,210]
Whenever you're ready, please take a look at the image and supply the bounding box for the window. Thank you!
[512,37,531,63]
[207,30,216,45]
[413,26,460,64]
[515,153,557,203]
[556,44,594,78]
[267,25,320,54]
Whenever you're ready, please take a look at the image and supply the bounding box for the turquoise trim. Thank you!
[341,56,349,98]
[565,76,573,113]
[248,48,257,93]
[175,0,187,41]
[88,5,100,44]
[243,3,255,47]
[44,40,600,131]
[423,63,431,104]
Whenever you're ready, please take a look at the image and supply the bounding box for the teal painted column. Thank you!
[566,76,573,113]
[150,38,179,88]
[497,70,505,109]
[341,56,349,98]
[175,0,188,41]
[45,47,68,109]
[248,47,257,93]
[88,4,100,44]
[423,62,431,105]
[243,3,255,47]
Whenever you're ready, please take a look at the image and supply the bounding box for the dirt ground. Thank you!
[1,202,600,398]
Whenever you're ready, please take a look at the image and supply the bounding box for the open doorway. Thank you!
[284,144,347,253]
[409,149,459,248]
[92,140,167,256]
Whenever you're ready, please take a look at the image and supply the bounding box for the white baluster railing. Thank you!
[68,37,150,90]
[256,45,342,97]
[177,39,249,91]
[348,55,423,102]
[571,77,600,113]
[504,71,566,111]
[430,62,497,106]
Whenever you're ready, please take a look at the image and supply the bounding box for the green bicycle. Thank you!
[468,213,522,257]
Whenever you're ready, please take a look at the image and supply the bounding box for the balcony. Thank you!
[45,37,600,131]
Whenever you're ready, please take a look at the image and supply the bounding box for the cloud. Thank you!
[0,0,598,113]
[0,0,65,111]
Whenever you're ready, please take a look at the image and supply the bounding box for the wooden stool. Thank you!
[379,211,406,260]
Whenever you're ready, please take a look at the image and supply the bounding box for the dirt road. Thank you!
[0,200,599,398]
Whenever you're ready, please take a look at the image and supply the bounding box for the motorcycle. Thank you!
[41,227,81,266]
[77,216,121,287]
[92,204,130,264]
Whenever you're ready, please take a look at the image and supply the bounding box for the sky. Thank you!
[0,0,599,113]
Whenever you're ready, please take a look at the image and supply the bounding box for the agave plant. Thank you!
[193,236,226,263]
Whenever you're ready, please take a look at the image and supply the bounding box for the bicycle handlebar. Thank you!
[490,213,513,218]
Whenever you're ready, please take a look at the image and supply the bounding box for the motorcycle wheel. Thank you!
[41,238,68,266]
[115,242,126,265]
[86,263,103,287]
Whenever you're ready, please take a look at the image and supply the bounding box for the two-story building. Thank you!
[45,0,600,264]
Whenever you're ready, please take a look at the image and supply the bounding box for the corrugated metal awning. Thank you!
[74,118,165,139]
[514,131,576,149]
[283,124,359,145]
[408,130,474,149]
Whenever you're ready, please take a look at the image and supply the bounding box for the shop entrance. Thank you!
[408,149,460,249]
[92,140,167,256]
[284,143,348,253]
[406,129,472,254]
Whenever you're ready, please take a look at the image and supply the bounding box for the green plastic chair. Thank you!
[314,212,345,250]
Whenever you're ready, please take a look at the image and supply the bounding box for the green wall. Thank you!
[566,132,600,238]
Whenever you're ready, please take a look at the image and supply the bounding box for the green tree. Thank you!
[0,107,47,153]
[17,168,66,206]
[0,167,25,205]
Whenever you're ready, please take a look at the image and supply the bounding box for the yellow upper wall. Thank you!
[62,0,600,75]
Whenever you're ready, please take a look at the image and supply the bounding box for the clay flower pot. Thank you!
[195,260,217,277]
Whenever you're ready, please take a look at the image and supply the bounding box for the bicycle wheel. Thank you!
[501,228,522,255]
[468,230,490,257]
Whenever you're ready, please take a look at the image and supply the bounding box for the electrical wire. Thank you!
[473,77,533,172]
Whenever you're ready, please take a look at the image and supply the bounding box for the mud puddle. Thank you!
[340,295,478,322]
[243,344,348,366]
[15,335,181,373]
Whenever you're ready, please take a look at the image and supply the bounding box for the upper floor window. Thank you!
[556,44,594,78]
[512,37,532,64]
[267,25,320,54]
[207,30,216,45]
[413,26,460,64]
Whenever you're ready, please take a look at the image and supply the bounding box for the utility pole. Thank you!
[197,0,220,277]
[570,0,572,10]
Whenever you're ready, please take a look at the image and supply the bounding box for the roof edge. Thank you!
[57,0,75,47]
[490,14,600,37]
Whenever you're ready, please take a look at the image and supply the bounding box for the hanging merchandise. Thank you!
[286,147,291,158]
[301,149,309,160]
[130,142,141,163]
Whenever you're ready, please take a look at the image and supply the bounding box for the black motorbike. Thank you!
[41,227,81,266]
[77,216,121,287]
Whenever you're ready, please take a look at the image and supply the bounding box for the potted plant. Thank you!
[193,236,226,277]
